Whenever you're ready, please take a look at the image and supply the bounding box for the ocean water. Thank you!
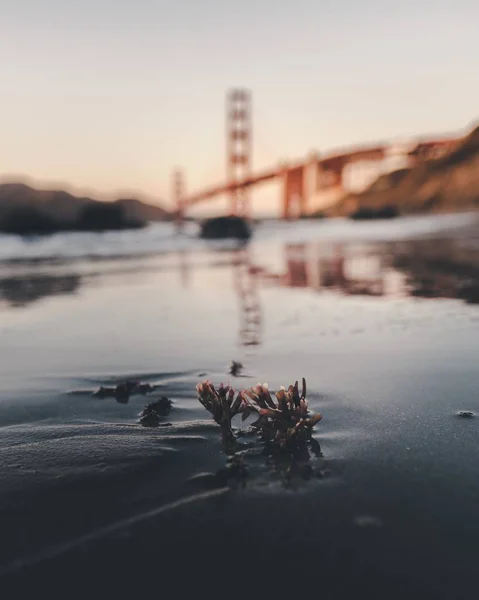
[1,213,479,596]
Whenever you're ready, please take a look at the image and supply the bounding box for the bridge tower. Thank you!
[226,89,252,218]
[173,168,185,230]
[281,164,306,220]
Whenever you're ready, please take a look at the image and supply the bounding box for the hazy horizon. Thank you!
[2,0,479,216]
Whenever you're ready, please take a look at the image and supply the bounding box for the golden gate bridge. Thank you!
[173,89,460,222]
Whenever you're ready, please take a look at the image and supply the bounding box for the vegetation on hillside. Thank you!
[324,124,479,218]
[0,182,172,234]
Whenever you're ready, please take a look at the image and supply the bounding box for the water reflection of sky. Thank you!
[1,215,479,395]
[3,227,479,309]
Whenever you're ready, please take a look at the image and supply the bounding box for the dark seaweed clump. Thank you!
[93,381,154,404]
[139,397,172,427]
[229,361,243,377]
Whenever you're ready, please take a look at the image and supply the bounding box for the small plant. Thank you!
[243,378,322,454]
[196,381,248,448]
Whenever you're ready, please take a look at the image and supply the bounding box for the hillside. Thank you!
[326,124,479,218]
[0,183,172,228]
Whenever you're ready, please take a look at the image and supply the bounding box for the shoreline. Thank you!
[1,215,479,597]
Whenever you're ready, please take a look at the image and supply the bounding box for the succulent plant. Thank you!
[242,378,322,452]
[197,377,322,455]
[196,381,248,447]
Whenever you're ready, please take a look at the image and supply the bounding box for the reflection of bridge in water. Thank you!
[256,243,394,297]
[176,232,479,347]
[233,247,262,346]
[255,237,479,303]
[177,245,262,347]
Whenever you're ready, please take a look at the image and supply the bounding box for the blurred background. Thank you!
[2,1,479,596]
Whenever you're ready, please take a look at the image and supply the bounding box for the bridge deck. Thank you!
[184,138,458,206]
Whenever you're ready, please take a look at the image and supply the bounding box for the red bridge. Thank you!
[173,89,461,221]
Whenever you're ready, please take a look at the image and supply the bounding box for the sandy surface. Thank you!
[1,216,479,597]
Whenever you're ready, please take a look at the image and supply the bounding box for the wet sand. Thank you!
[1,216,479,597]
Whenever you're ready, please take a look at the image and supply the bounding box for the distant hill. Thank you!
[324,124,479,218]
[0,183,172,230]
[115,197,172,223]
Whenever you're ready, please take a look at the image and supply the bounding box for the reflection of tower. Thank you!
[284,244,309,287]
[283,243,349,291]
[234,247,262,346]
[226,89,252,218]
[173,169,185,230]
[178,249,190,289]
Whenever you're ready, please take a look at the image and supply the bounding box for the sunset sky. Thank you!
[1,0,478,216]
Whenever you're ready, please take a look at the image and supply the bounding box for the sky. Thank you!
[1,0,478,216]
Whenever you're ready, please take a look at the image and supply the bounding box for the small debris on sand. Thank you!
[354,515,383,528]
[457,410,475,419]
